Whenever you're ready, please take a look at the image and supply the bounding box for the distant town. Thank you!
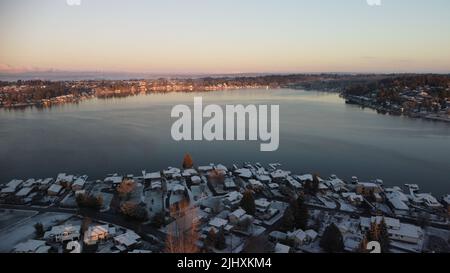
[1,74,449,123]
[1,156,449,253]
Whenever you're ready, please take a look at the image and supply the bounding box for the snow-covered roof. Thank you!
[286,176,302,189]
[1,187,16,194]
[85,225,109,238]
[256,174,271,183]
[6,179,23,189]
[191,176,202,184]
[47,184,63,194]
[198,166,213,172]
[16,187,32,197]
[72,177,86,187]
[274,243,290,253]
[357,182,380,188]
[305,229,318,241]
[40,178,53,185]
[249,179,264,187]
[104,175,123,184]
[389,223,422,240]
[163,167,181,175]
[386,192,409,211]
[209,217,228,228]
[230,208,246,219]
[297,174,313,182]
[289,229,307,241]
[215,164,228,172]
[255,198,271,208]
[143,172,161,180]
[270,169,290,179]
[114,231,141,247]
[268,183,279,189]
[56,173,74,183]
[182,169,198,177]
[44,225,80,238]
[342,192,364,202]
[225,191,243,202]
[235,168,253,179]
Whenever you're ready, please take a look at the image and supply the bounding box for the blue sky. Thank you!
[1,0,450,74]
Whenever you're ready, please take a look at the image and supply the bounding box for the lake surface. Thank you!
[1,89,449,195]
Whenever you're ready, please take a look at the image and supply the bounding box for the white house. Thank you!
[84,225,115,246]
[114,230,141,249]
[72,176,87,191]
[44,225,80,243]
[255,198,271,213]
[288,229,308,246]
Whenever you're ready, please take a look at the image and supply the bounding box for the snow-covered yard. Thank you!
[0,211,73,252]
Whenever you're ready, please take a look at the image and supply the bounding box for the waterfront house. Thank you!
[270,169,290,182]
[72,175,88,191]
[104,175,123,188]
[234,168,253,179]
[385,187,410,215]
[56,173,74,186]
[163,167,181,179]
[47,184,63,196]
[324,176,347,192]
[355,182,382,197]
[182,168,198,177]
[285,176,302,190]
[360,216,422,244]
[342,192,364,206]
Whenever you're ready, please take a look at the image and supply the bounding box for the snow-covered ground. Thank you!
[0,211,73,252]
[0,209,38,230]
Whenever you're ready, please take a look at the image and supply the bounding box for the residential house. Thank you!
[44,225,80,243]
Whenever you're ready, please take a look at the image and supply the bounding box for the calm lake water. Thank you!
[1,89,449,195]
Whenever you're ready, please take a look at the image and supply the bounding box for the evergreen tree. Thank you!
[312,174,320,194]
[294,197,309,230]
[378,218,391,253]
[240,190,256,215]
[34,222,45,238]
[215,228,227,250]
[282,206,295,231]
[320,223,344,253]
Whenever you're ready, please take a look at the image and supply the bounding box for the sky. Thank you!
[1,0,450,75]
